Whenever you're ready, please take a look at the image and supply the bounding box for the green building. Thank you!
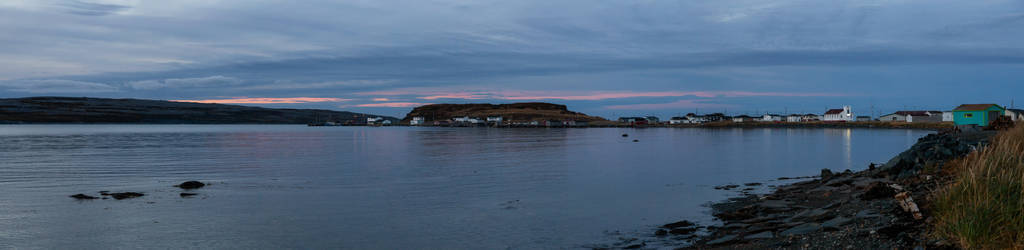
[953,104,1005,127]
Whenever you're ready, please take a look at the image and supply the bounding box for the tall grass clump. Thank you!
[933,125,1024,249]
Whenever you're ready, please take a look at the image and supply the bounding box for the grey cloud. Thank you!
[0,79,119,93]
[59,0,130,16]
[126,76,242,90]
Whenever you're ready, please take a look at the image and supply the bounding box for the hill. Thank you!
[401,102,606,124]
[0,97,397,124]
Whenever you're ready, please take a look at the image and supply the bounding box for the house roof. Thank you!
[825,109,844,114]
[954,104,1003,111]
[890,111,938,116]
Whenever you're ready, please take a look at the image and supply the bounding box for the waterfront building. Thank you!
[762,114,783,122]
[732,115,754,123]
[823,106,854,122]
[953,104,1005,127]
[856,116,872,122]
[486,116,503,124]
[1005,109,1024,121]
[410,117,425,125]
[785,114,802,122]
[801,114,820,122]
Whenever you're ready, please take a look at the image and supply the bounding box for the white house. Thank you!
[880,113,907,122]
[367,117,384,124]
[1005,109,1024,121]
[669,116,687,124]
[762,114,784,122]
[410,117,425,125]
[823,106,854,122]
[486,116,503,124]
[732,115,754,123]
[453,116,483,124]
[785,115,802,122]
[801,114,821,122]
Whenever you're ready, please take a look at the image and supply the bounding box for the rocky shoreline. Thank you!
[601,130,994,249]
[679,131,994,249]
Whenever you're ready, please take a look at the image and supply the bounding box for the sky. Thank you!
[2,0,1024,118]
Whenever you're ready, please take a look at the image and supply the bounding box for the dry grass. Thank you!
[933,124,1024,249]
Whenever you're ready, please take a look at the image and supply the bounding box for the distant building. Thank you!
[618,117,648,125]
[1005,109,1024,121]
[880,113,907,122]
[644,116,661,124]
[881,111,943,123]
[367,117,385,124]
[823,106,854,122]
[762,114,783,122]
[801,114,821,122]
[669,116,687,124]
[410,117,425,125]
[953,104,1005,127]
[732,115,755,123]
[856,116,872,122]
[486,116,503,124]
[785,114,802,122]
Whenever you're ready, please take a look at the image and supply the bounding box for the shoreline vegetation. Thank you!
[613,124,1019,249]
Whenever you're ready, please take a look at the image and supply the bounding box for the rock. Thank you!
[180,193,198,198]
[70,194,98,200]
[861,182,896,200]
[714,184,741,190]
[745,231,774,240]
[780,223,821,236]
[108,192,144,200]
[670,227,698,235]
[820,169,834,180]
[706,234,738,245]
[821,216,853,230]
[175,181,206,189]
[654,229,668,236]
[744,182,762,186]
[632,139,639,142]
[621,133,628,137]
[662,220,696,229]
[623,243,644,249]
[714,206,758,221]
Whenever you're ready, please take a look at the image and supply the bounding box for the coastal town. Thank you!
[355,103,1023,130]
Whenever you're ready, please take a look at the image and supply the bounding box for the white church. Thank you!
[823,106,854,122]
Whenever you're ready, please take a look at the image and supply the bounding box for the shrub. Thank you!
[933,125,1024,249]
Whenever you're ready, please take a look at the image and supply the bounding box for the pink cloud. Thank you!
[171,97,350,104]
[605,100,736,110]
[371,98,390,101]
[345,102,432,108]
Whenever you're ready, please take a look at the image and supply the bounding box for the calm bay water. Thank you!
[0,125,931,249]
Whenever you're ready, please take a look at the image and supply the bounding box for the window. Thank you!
[965,113,973,118]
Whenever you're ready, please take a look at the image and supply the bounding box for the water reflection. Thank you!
[0,125,932,249]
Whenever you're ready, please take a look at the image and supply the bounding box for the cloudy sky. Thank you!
[2,0,1024,118]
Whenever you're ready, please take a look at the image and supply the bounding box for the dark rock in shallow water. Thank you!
[175,181,206,189]
[654,229,668,236]
[706,234,738,245]
[744,182,762,186]
[108,192,144,200]
[180,193,198,198]
[862,182,896,200]
[70,194,98,200]
[622,133,628,137]
[714,184,741,190]
[662,220,696,229]
[669,227,698,235]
